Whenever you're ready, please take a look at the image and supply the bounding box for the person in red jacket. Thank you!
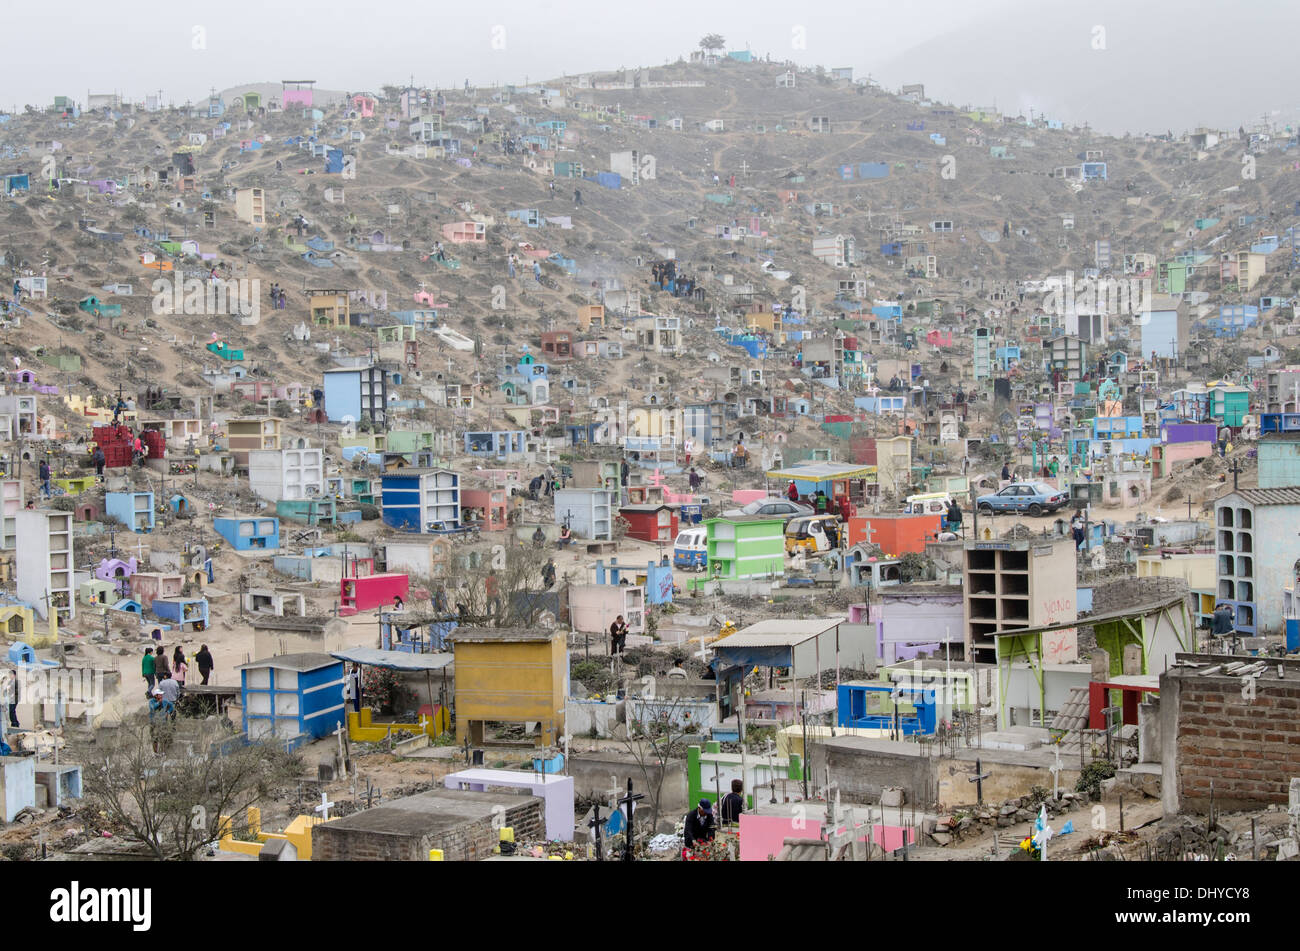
[838,494,852,523]
[786,481,799,502]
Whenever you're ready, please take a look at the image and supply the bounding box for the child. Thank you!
[173,646,188,688]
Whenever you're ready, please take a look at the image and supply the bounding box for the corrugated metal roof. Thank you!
[993,591,1188,639]
[1224,487,1300,506]
[329,648,454,671]
[714,617,846,648]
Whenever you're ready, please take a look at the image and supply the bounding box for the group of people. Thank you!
[142,640,215,713]
[681,780,747,858]
[786,482,854,523]
[534,523,572,549]
[267,283,288,310]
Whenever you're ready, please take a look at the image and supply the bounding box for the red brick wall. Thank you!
[1175,678,1300,811]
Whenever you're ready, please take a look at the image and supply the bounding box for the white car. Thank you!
[722,498,814,523]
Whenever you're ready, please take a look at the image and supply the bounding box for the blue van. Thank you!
[672,527,707,570]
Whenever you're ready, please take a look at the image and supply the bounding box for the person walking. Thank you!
[1070,510,1086,550]
[688,467,702,493]
[39,459,51,499]
[153,645,171,682]
[507,253,516,278]
[142,646,157,697]
[946,499,963,534]
[92,446,106,482]
[786,480,799,502]
[172,646,188,688]
[195,644,214,685]
[5,669,18,729]
[533,260,542,283]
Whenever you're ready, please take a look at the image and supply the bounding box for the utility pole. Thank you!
[800,690,809,799]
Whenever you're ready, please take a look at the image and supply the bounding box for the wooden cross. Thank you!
[617,779,644,862]
[968,758,989,805]
[314,791,335,820]
[588,803,605,861]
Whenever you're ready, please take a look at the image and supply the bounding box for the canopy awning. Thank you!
[765,462,878,482]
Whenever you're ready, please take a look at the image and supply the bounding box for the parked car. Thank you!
[722,498,813,524]
[673,527,708,571]
[975,482,1068,517]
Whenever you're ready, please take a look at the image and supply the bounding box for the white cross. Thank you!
[1049,746,1062,800]
[315,792,335,820]
[738,160,750,178]
[1033,821,1053,860]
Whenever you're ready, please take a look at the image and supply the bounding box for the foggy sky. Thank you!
[3,0,1293,135]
